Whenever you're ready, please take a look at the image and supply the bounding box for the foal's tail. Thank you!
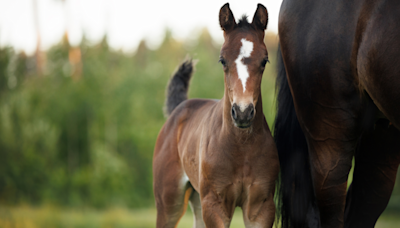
[274,45,321,228]
[164,59,194,116]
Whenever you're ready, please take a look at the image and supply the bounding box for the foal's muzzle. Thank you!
[231,103,255,128]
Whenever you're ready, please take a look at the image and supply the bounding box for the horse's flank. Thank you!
[276,0,400,227]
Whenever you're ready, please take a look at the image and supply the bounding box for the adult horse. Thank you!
[153,3,279,228]
[275,0,400,228]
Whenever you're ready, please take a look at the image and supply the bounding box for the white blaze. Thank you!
[235,38,253,92]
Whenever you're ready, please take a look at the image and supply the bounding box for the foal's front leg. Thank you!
[200,191,235,228]
[242,184,276,228]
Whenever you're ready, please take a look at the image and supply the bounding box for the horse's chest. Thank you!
[205,159,268,206]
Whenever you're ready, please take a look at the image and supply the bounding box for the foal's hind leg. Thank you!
[344,121,400,228]
[189,190,206,228]
[153,147,192,228]
[154,171,192,227]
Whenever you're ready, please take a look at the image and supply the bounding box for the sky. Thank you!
[0,0,283,55]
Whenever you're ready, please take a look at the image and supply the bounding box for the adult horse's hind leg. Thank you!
[188,190,206,228]
[305,133,356,228]
[344,121,400,228]
[347,5,400,226]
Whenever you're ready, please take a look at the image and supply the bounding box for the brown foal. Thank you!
[153,3,279,228]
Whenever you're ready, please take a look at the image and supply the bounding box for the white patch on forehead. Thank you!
[235,38,253,93]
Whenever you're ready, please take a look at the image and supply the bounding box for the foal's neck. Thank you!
[221,89,265,137]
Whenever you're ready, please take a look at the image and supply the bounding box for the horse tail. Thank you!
[274,45,321,228]
[164,58,194,116]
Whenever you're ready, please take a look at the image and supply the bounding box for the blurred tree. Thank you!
[33,0,45,75]
[1,26,400,213]
[0,48,12,94]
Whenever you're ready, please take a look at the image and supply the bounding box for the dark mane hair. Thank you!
[237,15,253,29]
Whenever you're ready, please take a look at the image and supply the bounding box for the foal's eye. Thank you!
[261,58,270,67]
[261,59,269,67]
[219,57,227,67]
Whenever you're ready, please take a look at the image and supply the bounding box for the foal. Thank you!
[153,3,279,228]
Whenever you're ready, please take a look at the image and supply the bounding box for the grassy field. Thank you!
[0,206,399,228]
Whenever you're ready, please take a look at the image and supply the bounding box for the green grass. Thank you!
[0,205,399,228]
[0,206,245,228]
[135,208,247,228]
[377,215,400,228]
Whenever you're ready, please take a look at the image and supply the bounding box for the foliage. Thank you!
[1,28,400,215]
[0,30,279,208]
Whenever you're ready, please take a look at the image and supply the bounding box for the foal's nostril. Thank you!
[231,106,237,120]
[249,108,254,120]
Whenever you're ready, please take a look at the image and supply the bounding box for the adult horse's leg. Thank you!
[277,44,364,228]
[305,129,357,228]
[344,4,400,226]
[345,121,400,228]
[188,190,206,228]
[355,1,400,130]
[279,40,364,228]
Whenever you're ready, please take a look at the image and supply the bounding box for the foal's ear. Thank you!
[219,3,236,32]
[252,4,268,30]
